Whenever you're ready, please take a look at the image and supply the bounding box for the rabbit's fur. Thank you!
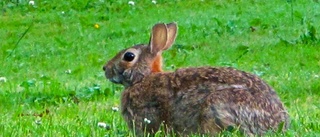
[103,23,289,136]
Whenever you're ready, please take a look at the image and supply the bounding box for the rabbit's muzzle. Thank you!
[103,64,125,85]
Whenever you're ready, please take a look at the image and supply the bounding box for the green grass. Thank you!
[1,0,319,136]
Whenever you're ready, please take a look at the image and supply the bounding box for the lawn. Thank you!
[0,0,319,136]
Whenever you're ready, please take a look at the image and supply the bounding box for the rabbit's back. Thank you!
[121,67,289,135]
[169,67,288,135]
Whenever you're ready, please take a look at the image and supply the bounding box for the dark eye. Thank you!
[123,52,135,62]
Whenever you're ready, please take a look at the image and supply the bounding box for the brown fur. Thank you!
[103,23,289,136]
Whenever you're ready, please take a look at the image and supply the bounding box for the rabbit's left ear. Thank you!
[150,23,168,54]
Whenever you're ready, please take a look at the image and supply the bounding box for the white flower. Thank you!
[314,75,319,78]
[61,11,65,14]
[144,118,151,124]
[98,122,110,130]
[29,0,35,5]
[35,119,41,125]
[0,77,7,83]
[65,69,72,74]
[151,0,157,4]
[111,106,119,112]
[128,1,135,6]
[98,122,107,128]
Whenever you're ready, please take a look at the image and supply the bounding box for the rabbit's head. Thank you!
[103,23,177,87]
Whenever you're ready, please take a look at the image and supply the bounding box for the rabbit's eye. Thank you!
[123,52,135,62]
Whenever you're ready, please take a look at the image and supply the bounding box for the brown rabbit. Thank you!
[103,22,289,136]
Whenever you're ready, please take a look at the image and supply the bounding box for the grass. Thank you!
[0,0,319,136]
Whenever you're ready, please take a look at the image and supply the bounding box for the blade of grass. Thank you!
[5,22,33,60]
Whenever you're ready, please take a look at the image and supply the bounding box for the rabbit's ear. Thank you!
[163,22,177,50]
[150,23,168,54]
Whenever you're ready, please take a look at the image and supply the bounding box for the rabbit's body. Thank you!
[121,67,289,135]
[103,23,289,136]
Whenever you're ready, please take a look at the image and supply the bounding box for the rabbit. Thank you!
[102,22,290,136]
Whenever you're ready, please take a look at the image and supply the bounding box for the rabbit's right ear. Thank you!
[163,22,177,50]
[150,23,168,54]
